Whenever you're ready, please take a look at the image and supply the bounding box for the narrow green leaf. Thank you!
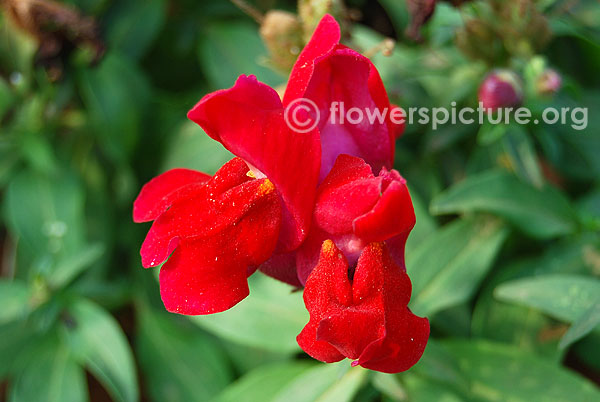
[4,170,85,262]
[65,299,138,402]
[560,301,600,349]
[495,274,600,323]
[402,373,464,402]
[78,54,150,160]
[0,320,34,379]
[161,121,233,175]
[48,243,104,289]
[441,340,600,401]
[407,216,508,316]
[272,364,367,402]
[190,274,308,353]
[198,22,283,90]
[502,125,544,188]
[136,307,232,402]
[477,122,508,145]
[9,342,88,402]
[430,170,579,238]
[0,280,30,324]
[372,372,408,401]
[104,0,166,60]
[405,188,438,257]
[215,362,314,402]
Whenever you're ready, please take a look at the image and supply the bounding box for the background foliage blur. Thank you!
[0,0,599,401]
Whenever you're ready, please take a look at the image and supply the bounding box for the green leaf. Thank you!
[477,122,508,146]
[9,341,88,402]
[372,372,408,401]
[48,243,104,289]
[190,274,308,353]
[411,339,468,392]
[376,0,409,36]
[0,320,35,379]
[65,299,138,402]
[441,340,600,401]
[161,121,233,175]
[104,0,166,60]
[4,170,86,264]
[495,274,600,323]
[407,216,508,316]
[272,364,367,402]
[425,3,463,46]
[215,362,314,402]
[136,306,232,402]
[0,77,14,119]
[0,280,30,324]
[198,21,283,90]
[430,170,579,238]
[78,53,150,161]
[402,373,464,402]
[405,188,438,258]
[560,301,600,349]
[502,125,544,188]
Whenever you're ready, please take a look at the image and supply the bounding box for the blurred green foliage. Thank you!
[0,0,599,401]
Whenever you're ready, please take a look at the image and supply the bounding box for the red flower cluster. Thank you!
[134,15,429,373]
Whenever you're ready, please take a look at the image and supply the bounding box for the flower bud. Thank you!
[536,69,562,96]
[298,0,347,42]
[455,19,498,63]
[478,70,523,111]
[259,10,304,73]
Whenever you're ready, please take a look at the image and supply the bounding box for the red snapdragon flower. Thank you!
[134,13,429,373]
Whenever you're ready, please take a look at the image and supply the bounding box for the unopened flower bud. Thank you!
[478,70,523,111]
[536,69,562,96]
[298,0,347,42]
[260,10,304,73]
[455,18,498,63]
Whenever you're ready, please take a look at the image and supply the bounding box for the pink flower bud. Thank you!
[536,69,562,96]
[478,70,523,111]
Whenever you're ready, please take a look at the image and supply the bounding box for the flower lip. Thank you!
[138,158,282,315]
[297,240,430,373]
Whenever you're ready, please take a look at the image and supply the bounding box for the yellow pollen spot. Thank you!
[370,242,384,256]
[246,170,256,179]
[257,179,275,196]
[322,239,336,256]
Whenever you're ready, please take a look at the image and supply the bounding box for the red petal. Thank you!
[159,239,249,315]
[367,64,404,144]
[188,75,320,252]
[353,170,415,243]
[283,14,341,105]
[356,310,430,373]
[140,177,273,268]
[140,158,281,315]
[159,186,281,315]
[297,241,429,373]
[303,47,394,177]
[284,14,397,178]
[258,251,302,288]
[133,168,210,223]
[314,155,380,234]
[388,104,406,139]
[296,240,350,362]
